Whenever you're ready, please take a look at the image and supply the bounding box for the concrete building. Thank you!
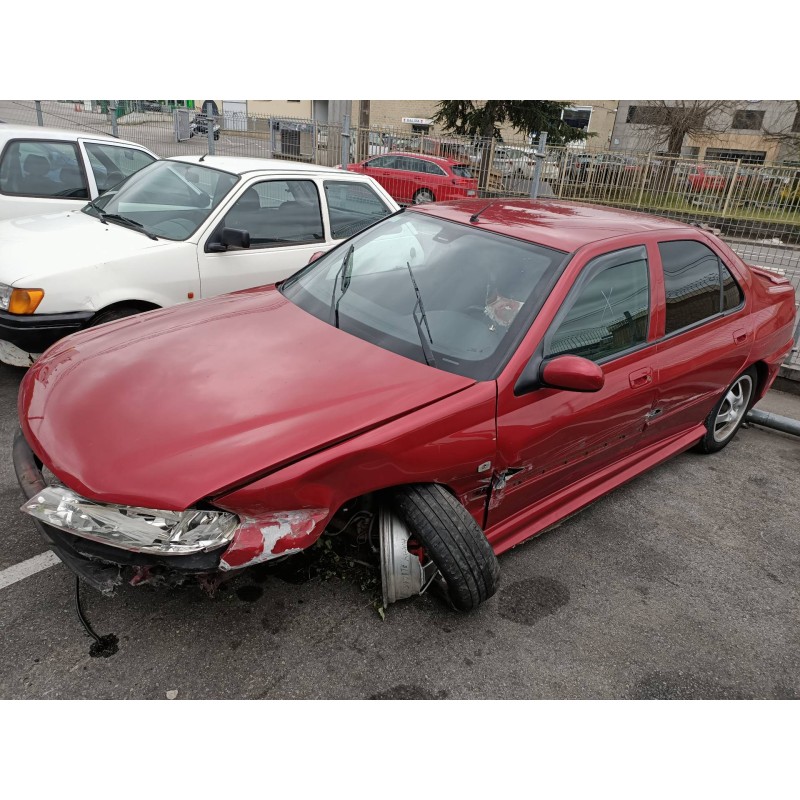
[610,101,800,163]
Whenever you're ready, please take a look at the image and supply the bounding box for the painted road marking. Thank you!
[0,551,60,590]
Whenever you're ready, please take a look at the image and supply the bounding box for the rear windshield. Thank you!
[451,164,474,179]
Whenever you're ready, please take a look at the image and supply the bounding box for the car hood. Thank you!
[0,211,176,284]
[19,286,476,510]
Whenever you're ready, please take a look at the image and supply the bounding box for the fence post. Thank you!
[206,101,215,156]
[110,103,118,138]
[341,114,351,168]
[721,158,741,217]
[34,101,43,126]
[636,153,650,208]
[268,117,274,157]
[530,131,547,199]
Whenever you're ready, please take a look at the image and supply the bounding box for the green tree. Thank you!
[432,100,587,144]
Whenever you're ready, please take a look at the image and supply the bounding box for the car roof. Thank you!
[168,154,361,176]
[385,151,465,166]
[0,123,144,146]
[409,198,692,251]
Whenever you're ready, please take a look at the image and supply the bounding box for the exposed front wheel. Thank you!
[412,188,435,204]
[695,367,756,453]
[381,484,500,611]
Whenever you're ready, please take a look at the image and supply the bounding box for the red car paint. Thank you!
[18,200,796,576]
[346,151,478,205]
[686,164,745,192]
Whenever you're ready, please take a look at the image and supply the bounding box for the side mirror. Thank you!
[541,355,605,392]
[307,250,325,264]
[207,227,251,253]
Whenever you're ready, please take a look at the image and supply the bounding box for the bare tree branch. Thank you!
[623,101,744,155]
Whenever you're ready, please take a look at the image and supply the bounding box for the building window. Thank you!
[704,148,766,164]
[562,107,592,130]
[626,105,668,125]
[731,110,765,130]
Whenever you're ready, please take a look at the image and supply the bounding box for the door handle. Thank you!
[629,367,653,388]
[733,329,748,344]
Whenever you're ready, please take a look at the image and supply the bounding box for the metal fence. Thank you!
[3,99,799,367]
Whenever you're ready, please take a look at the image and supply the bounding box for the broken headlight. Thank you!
[22,486,238,555]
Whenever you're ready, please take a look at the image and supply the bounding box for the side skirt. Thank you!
[486,424,706,556]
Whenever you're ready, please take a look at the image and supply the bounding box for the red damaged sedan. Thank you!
[13,200,796,612]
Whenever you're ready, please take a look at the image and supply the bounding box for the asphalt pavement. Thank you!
[0,361,798,699]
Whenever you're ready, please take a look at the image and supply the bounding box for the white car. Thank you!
[0,155,399,366]
[0,124,158,221]
[497,147,561,181]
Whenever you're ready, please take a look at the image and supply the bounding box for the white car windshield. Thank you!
[281,210,568,380]
[82,160,240,241]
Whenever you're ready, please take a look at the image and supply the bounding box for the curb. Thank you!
[775,360,800,395]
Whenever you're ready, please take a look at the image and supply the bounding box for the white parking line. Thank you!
[0,551,60,590]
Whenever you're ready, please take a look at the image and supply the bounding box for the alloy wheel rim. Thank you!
[712,375,753,442]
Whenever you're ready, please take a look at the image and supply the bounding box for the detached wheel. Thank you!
[385,484,499,611]
[695,366,756,454]
[89,305,146,328]
[413,188,435,204]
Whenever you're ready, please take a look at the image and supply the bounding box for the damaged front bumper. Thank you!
[12,429,230,594]
[13,429,332,593]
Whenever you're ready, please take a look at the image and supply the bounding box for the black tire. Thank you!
[695,366,757,454]
[388,484,500,611]
[89,305,145,328]
[412,188,435,204]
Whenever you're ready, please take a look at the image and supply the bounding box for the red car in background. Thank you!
[686,164,745,193]
[347,151,478,205]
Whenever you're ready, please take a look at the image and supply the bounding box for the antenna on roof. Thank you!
[470,199,497,223]
[199,153,207,162]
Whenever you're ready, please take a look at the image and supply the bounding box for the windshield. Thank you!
[281,211,567,380]
[82,160,240,240]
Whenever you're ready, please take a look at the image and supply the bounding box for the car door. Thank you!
[197,177,328,297]
[640,234,751,445]
[363,155,404,202]
[488,243,659,530]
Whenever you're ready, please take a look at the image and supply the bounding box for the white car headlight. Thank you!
[22,485,238,555]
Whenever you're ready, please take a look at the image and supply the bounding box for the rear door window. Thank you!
[0,139,88,199]
[658,239,742,334]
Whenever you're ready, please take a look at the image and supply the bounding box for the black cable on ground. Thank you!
[74,577,119,658]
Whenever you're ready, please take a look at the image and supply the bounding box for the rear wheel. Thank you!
[413,188,435,204]
[384,484,500,611]
[695,367,756,453]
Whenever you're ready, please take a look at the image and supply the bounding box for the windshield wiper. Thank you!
[101,213,158,240]
[329,244,354,329]
[87,199,108,222]
[406,261,436,368]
